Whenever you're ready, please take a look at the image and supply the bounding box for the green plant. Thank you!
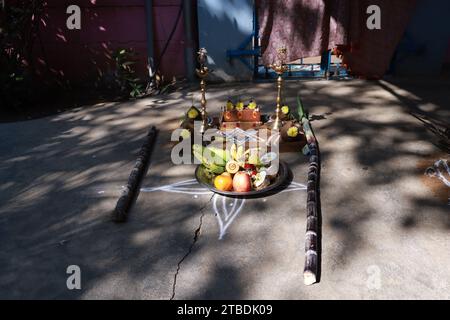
[113,48,144,98]
[296,95,307,120]
[0,1,46,110]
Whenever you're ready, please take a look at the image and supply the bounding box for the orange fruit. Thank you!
[214,173,233,191]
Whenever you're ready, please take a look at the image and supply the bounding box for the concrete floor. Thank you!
[0,78,449,299]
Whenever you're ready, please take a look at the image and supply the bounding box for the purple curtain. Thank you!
[257,0,417,78]
[341,0,417,79]
[257,0,350,64]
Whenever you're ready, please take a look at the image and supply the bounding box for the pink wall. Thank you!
[23,0,186,86]
[153,0,186,81]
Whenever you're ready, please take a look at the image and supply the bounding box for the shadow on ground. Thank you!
[0,76,449,299]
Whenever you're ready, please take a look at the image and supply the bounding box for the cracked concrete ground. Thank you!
[0,78,449,299]
[170,195,211,300]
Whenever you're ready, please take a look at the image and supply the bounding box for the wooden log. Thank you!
[112,126,158,222]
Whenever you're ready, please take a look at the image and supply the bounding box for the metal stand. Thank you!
[196,48,209,134]
[268,48,288,131]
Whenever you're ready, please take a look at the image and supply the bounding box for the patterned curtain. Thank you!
[257,0,417,78]
[257,0,350,64]
[341,0,417,79]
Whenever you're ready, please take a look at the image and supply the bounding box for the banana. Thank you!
[206,146,230,165]
[193,144,208,165]
[248,151,261,166]
[208,163,225,174]
[229,143,245,165]
[193,144,229,168]
[230,143,237,161]
[236,145,244,162]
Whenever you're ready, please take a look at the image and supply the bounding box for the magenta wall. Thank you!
[153,0,186,81]
[29,0,186,86]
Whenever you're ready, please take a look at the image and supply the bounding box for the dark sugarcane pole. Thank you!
[113,126,158,222]
[298,96,321,285]
[304,139,319,285]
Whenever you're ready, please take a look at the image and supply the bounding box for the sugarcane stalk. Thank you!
[113,126,158,222]
[297,95,321,285]
[302,118,316,145]
[411,112,450,153]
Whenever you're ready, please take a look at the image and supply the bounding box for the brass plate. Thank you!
[195,161,289,197]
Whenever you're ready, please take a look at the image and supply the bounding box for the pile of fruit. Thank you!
[193,143,278,193]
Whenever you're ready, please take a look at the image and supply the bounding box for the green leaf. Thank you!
[297,95,306,120]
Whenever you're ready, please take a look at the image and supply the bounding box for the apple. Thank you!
[233,171,252,192]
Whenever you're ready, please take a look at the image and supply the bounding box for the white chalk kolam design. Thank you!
[141,180,307,239]
[140,179,211,195]
[213,196,246,240]
[425,159,450,205]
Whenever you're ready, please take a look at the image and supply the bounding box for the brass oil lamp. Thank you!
[268,47,288,131]
[196,48,209,134]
